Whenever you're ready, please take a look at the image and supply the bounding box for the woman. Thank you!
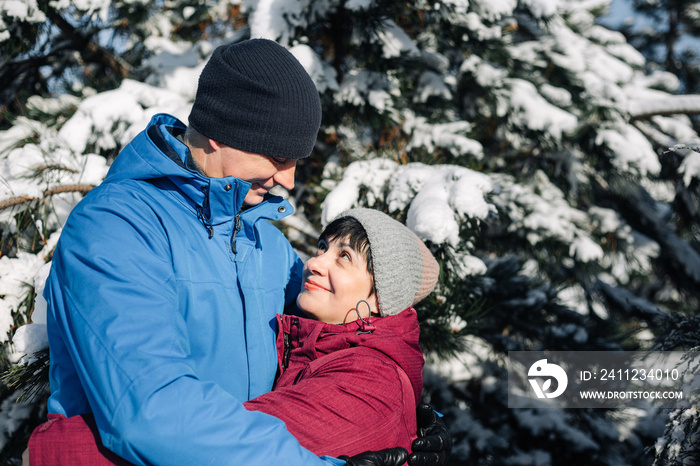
[26,208,440,464]
[245,207,439,458]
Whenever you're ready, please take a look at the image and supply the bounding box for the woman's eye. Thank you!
[340,251,351,261]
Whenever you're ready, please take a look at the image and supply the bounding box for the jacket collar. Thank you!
[276,309,425,403]
[110,113,294,226]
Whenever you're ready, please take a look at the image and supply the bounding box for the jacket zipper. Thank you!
[282,333,291,371]
[231,213,241,253]
[282,317,298,371]
[197,187,214,239]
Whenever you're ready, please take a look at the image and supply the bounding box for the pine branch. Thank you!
[0,196,41,211]
[594,177,700,292]
[0,184,94,212]
[43,184,95,197]
[42,4,131,80]
[628,95,700,119]
[665,144,700,154]
[36,164,79,174]
[0,349,50,403]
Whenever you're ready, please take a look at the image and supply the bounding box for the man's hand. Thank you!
[408,403,452,466]
[339,447,409,466]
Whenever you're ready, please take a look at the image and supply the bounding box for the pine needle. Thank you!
[0,349,50,403]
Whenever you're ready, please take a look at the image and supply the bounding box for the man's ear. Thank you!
[208,138,223,152]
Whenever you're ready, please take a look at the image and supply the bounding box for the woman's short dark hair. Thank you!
[319,216,376,296]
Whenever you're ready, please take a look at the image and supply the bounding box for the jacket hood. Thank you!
[103,113,258,225]
[104,114,193,183]
[277,309,424,405]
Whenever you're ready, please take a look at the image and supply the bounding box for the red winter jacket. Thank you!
[26,309,423,465]
[244,308,424,458]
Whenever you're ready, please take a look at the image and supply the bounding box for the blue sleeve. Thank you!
[285,245,304,309]
[46,190,333,466]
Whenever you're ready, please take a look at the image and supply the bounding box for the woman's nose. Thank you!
[306,253,327,275]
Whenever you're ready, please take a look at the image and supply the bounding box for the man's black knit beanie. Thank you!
[188,38,322,159]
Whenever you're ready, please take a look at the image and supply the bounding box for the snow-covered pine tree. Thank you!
[248,0,700,463]
[1,0,699,464]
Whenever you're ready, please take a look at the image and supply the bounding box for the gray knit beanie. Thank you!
[188,38,322,159]
[337,208,440,316]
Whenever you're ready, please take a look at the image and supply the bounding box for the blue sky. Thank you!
[599,0,700,54]
[599,0,653,28]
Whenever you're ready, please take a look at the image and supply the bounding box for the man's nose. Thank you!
[273,162,296,190]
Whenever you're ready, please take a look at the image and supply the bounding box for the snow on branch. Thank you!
[628,95,700,119]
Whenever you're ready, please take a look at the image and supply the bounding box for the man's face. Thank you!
[296,236,378,324]
[207,144,297,206]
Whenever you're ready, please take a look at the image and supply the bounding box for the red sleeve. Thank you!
[243,348,416,458]
[28,414,132,465]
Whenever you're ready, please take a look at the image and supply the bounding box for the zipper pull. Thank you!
[282,317,298,371]
[197,186,214,239]
[282,332,291,371]
[196,205,214,239]
[231,213,241,253]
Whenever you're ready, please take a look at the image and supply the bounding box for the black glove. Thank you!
[408,403,452,466]
[339,447,409,466]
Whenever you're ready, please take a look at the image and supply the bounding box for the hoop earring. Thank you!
[354,300,373,334]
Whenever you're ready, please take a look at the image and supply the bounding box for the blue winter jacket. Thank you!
[44,113,342,465]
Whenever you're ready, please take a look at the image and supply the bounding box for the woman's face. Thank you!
[296,236,378,324]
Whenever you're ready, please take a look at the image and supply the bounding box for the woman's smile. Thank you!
[303,279,329,292]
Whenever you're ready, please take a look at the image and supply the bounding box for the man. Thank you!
[39,39,449,465]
